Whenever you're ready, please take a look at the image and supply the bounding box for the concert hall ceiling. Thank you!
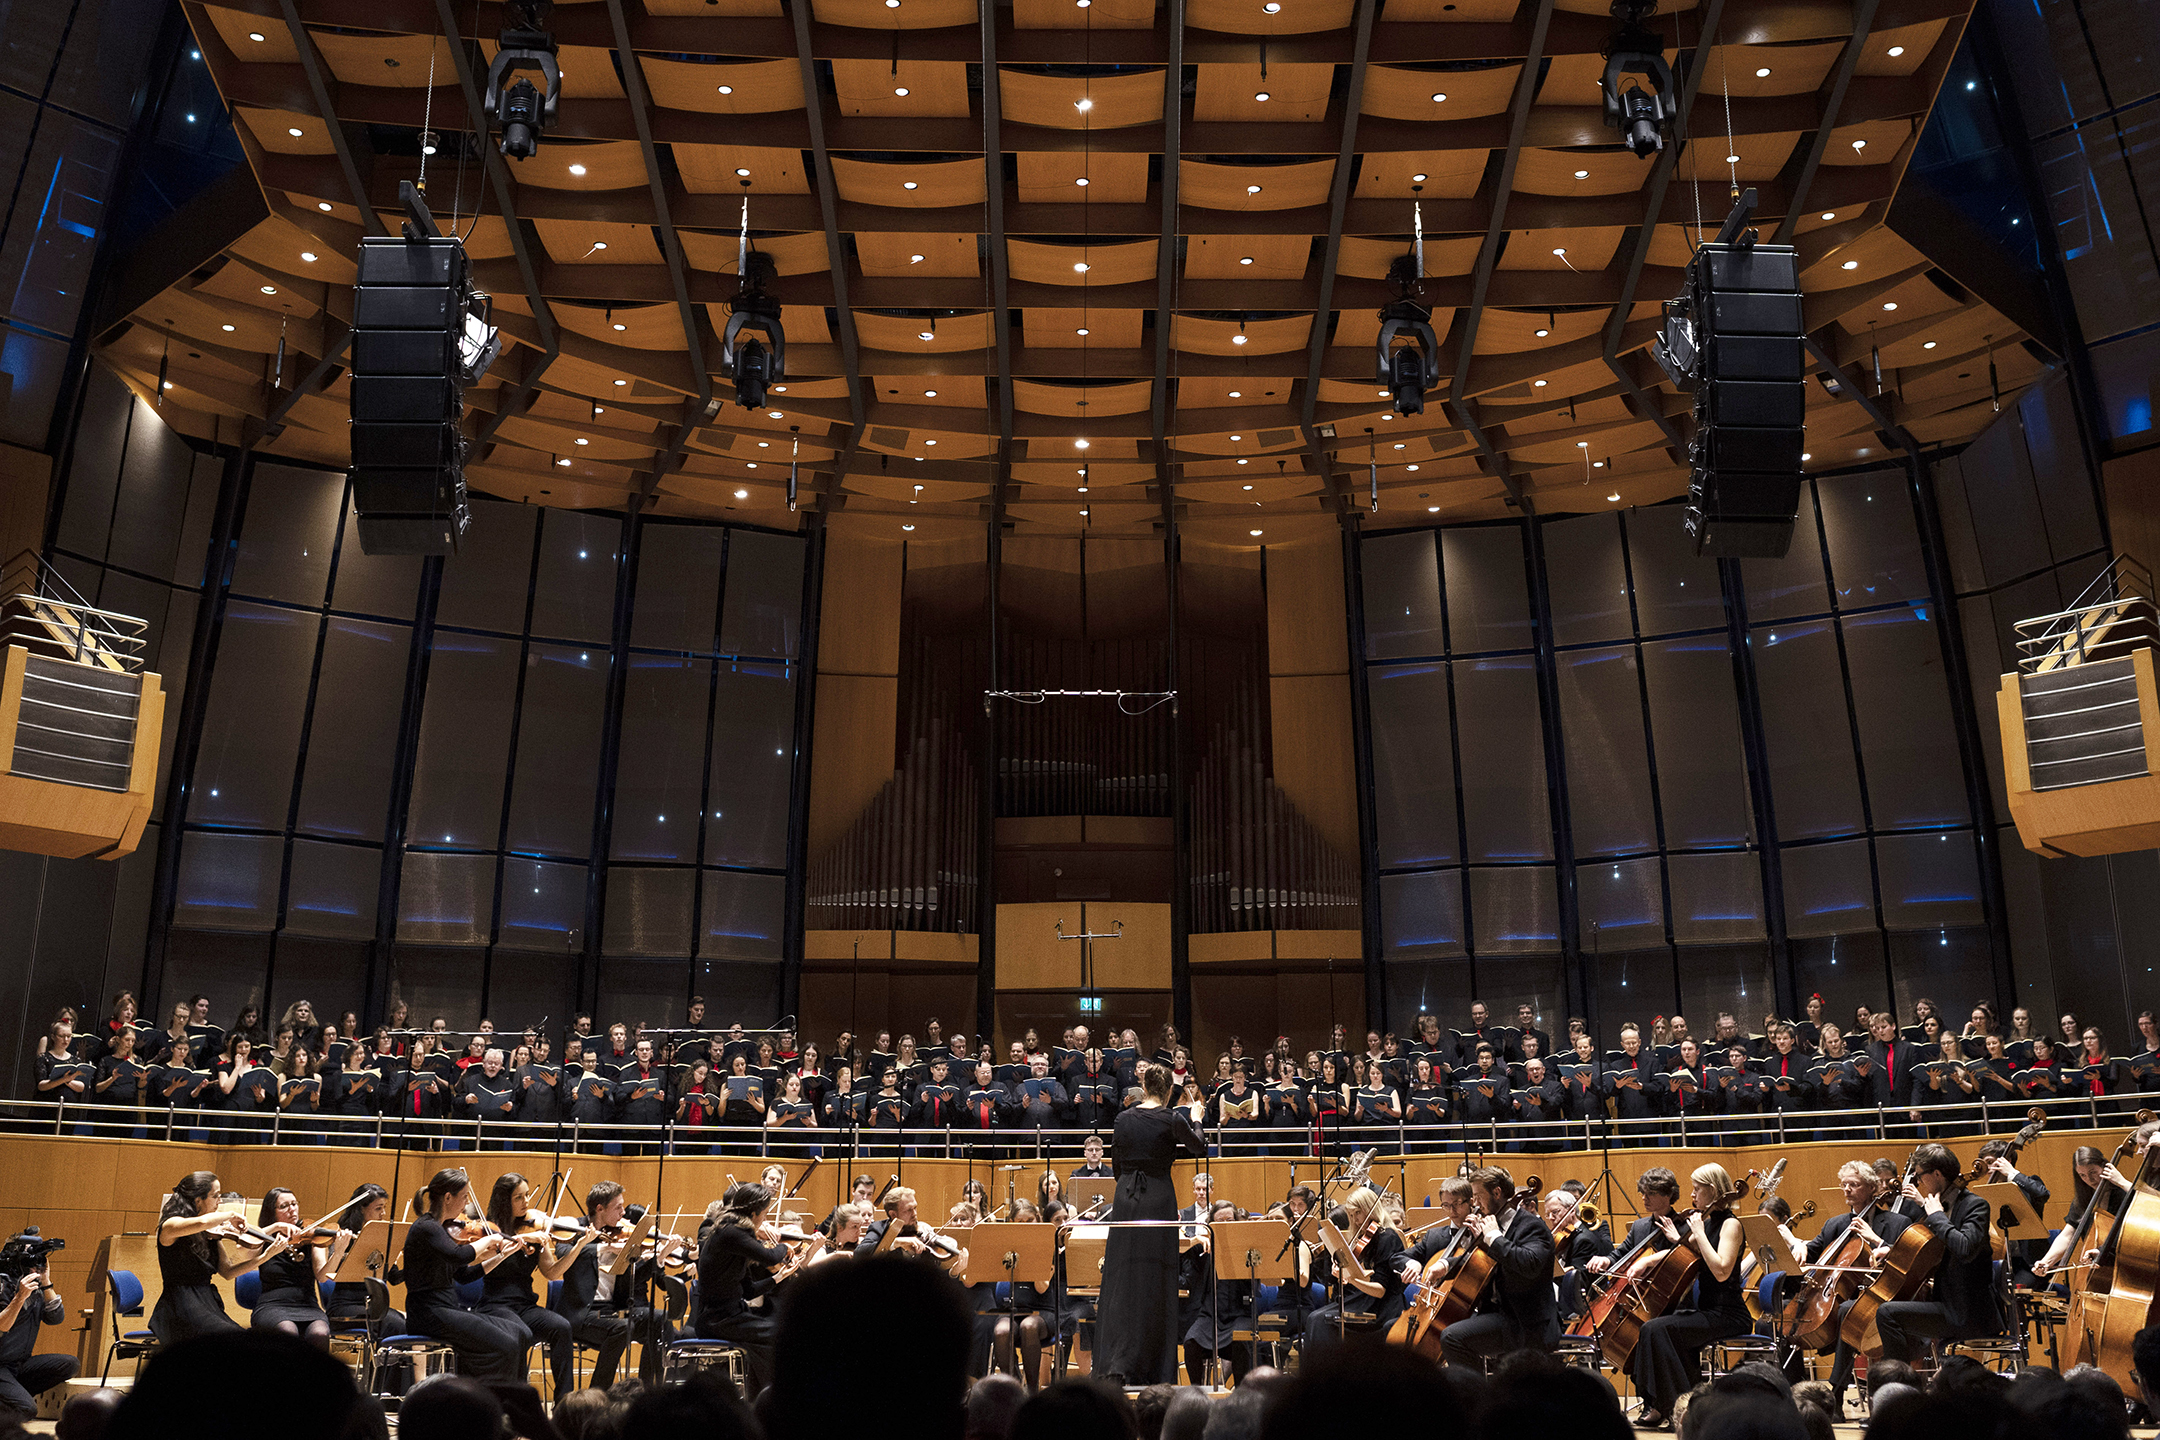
[109,0,2029,546]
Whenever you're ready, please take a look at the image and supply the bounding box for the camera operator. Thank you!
[0,1260,74,1421]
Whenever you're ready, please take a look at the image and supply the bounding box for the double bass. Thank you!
[1595,1170,1753,1371]
[1387,1177,1542,1359]
[1839,1151,1944,1355]
[2069,1113,2160,1391]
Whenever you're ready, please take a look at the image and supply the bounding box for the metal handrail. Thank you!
[1,591,149,674]
[2015,555,2158,675]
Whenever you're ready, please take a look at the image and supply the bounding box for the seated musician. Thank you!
[1437,1166,1558,1369]
[2045,1120,2160,1277]
[1548,1185,1611,1321]
[1590,1166,1682,1280]
[1627,1164,1750,1430]
[696,1181,792,1395]
[1072,1133,1112,1180]
[1973,1137,2050,1288]
[560,1181,675,1387]
[2037,1142,2133,1280]
[1868,1145,2005,1367]
[1305,1186,1404,1356]
[1796,1159,1913,1417]
[1403,1176,1474,1281]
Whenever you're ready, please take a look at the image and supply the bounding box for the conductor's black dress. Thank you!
[1094,1103,1207,1384]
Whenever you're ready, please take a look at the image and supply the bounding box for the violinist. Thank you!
[1306,1186,1405,1357]
[1437,1166,1558,1369]
[402,1168,528,1380]
[249,1187,353,1348]
[1624,1164,1749,1430]
[479,1173,597,1397]
[152,1171,294,1345]
[326,1183,404,1337]
[696,1181,791,1396]
[1867,1144,2004,1364]
[559,1181,671,1387]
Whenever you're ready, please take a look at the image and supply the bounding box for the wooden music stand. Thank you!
[333,1221,409,1283]
[1210,1219,1297,1287]
[964,1223,1060,1292]
[605,1210,655,1277]
[1739,1213,1792,1263]
[1315,1219,1369,1288]
[1067,1177,1116,1216]
[1973,1182,2044,1244]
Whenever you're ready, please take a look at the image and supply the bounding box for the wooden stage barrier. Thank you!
[6,1115,2120,1376]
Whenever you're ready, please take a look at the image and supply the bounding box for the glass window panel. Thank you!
[1958,595,2010,815]
[389,944,484,1031]
[1379,869,1465,961]
[396,851,498,946]
[1888,928,1995,1035]
[504,644,608,858]
[719,530,807,659]
[1874,831,1984,931]
[2093,326,2160,448]
[1819,471,1929,607]
[1441,525,1532,653]
[2022,373,2108,562]
[699,868,786,961]
[1753,621,1865,839]
[1931,453,1986,597]
[596,957,693,1030]
[496,857,589,952]
[1781,838,1876,940]
[1470,865,1559,955]
[232,463,342,606]
[2038,121,2160,344]
[1359,531,1444,659]
[1624,506,1727,635]
[1666,851,1766,944]
[1385,957,1474,1035]
[161,930,273,1029]
[1596,949,1677,1042]
[188,601,316,828]
[1842,607,1971,830]
[1555,645,1656,857]
[1790,932,1891,1027]
[54,364,129,561]
[435,500,537,633]
[0,112,116,335]
[704,662,797,869]
[602,866,695,957]
[485,950,578,1032]
[1640,637,1754,848]
[611,655,711,862]
[631,523,724,654]
[330,496,423,618]
[173,832,282,931]
[1740,486,1831,619]
[1579,855,1666,950]
[0,322,67,450]
[529,511,621,643]
[1367,662,1458,868]
[268,937,369,1034]
[1453,655,1551,860]
[1675,943,1776,1039]
[1473,956,1566,1030]
[295,618,411,841]
[405,633,519,848]
[1542,513,1632,646]
[283,839,380,940]
[691,960,783,1028]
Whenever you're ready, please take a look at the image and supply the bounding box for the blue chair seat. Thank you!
[235,1270,261,1309]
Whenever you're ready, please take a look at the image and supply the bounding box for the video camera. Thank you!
[0,1227,64,1279]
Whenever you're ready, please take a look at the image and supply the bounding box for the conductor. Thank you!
[1094,1062,1207,1386]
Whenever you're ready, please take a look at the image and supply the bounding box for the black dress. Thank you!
[250,1246,328,1331]
[1628,1210,1751,1417]
[696,1222,790,1395]
[403,1218,530,1381]
[151,1230,238,1344]
[1094,1104,1207,1384]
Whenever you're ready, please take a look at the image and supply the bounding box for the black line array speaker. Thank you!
[1681,239,1805,559]
[350,234,472,555]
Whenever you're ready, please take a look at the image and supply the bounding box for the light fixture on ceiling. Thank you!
[1407,464,1419,472]
[1076,97,1093,112]
[261,285,277,295]
[1076,326,1090,336]
[1534,310,1551,337]
[925,388,938,396]
[1074,261,1089,272]
[735,488,750,499]
[772,384,787,392]
[1841,260,1859,269]
[1075,176,1089,186]
[1249,528,1263,537]
[1574,169,1589,179]
[1244,484,1254,490]
[568,163,586,175]
[1801,452,1812,461]
[1887,44,1905,56]
[1552,246,1566,257]
[613,322,627,330]
[1725,153,1740,164]
[1411,173,1426,182]
[1429,505,1440,512]
[1922,341,1937,349]
[301,251,317,262]
[718,85,733,94]
[221,324,234,332]
[288,126,304,137]
[925,439,937,445]
[1229,390,1241,397]
[1592,459,1605,468]
[1232,333,1248,345]
[590,241,606,250]
[768,409,784,418]
[318,201,332,211]
[615,378,627,385]
[421,134,437,156]
[1608,492,1621,502]
[1239,256,1253,265]
[894,86,910,96]
[557,457,571,466]
[1822,211,1835,220]
[903,180,919,189]
[1851,139,1867,151]
[903,523,916,530]
[1264,1,1280,10]
[1883,301,1897,311]
[736,167,751,177]
[910,253,925,263]
[248,31,265,40]
[1255,91,1270,101]
[1230,433,1242,441]
[1533,379,1548,387]
[575,437,589,445]
[1075,439,1090,449]
[758,440,768,447]
[1431,92,1447,103]
[1755,66,1771,77]
[1246,184,1262,194]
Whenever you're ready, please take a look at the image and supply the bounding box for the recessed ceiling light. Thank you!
[615,379,628,386]
[590,241,607,251]
[1592,460,1604,468]
[757,441,768,447]
[1076,327,1090,336]
[1725,154,1740,164]
[903,181,919,190]
[260,285,276,294]
[1887,45,1905,56]
[1607,492,1621,502]
[1231,334,1247,344]
[1264,1,1280,10]
[288,127,304,137]
[894,86,910,96]
[1228,390,1241,397]
[1393,443,1404,449]
[768,409,784,418]
[1074,261,1090,272]
[924,389,939,397]
[1429,505,1441,512]
[1841,260,1859,270]
[1249,529,1263,537]
[920,328,936,340]
[569,163,587,175]
[221,324,234,331]
[1431,92,1447,103]
[925,439,937,445]
[318,201,332,212]
[1574,169,1589,179]
[1802,452,1812,461]
[1075,439,1090,449]
[1533,379,1548,387]
[903,522,916,530]
[575,437,589,445]
[1922,340,1937,349]
[1075,97,1093,112]
[1851,139,1867,151]
[1243,484,1254,490]
[1552,247,1566,256]
[773,385,787,392]
[1230,434,1242,441]
[1534,325,1549,337]
[1246,184,1262,194]
[735,488,750,499]
[908,254,926,264]
[1883,301,1897,310]
[1411,173,1427,182]
[1255,91,1270,102]
[248,31,265,40]
[613,322,627,330]
[557,457,571,466]
[1239,256,1254,265]
[1407,464,1419,472]
[735,167,751,177]
[1075,177,1089,187]
[887,0,900,6]
[301,251,317,262]
[1755,67,1771,77]
[747,462,758,468]
[718,85,734,95]
[1237,457,1249,464]
[1822,211,1836,220]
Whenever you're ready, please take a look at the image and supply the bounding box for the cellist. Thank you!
[1402,1177,1475,1278]
[1868,1143,2005,1365]
[1797,1160,1915,1418]
[1626,1164,1750,1431]
[1436,1167,1559,1369]
[1589,1167,1683,1276]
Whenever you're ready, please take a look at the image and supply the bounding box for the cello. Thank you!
[1596,1170,1753,1371]
[1780,1180,1896,1350]
[1838,1150,1944,1355]
[1389,1177,1541,1357]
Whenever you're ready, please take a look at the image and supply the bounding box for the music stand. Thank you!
[605,1210,655,1277]
[963,1223,1059,1383]
[1974,1181,2044,1241]
[333,1221,409,1283]
[1212,1219,1296,1375]
[1068,1177,1116,1217]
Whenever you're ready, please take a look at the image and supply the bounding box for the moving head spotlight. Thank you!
[1376,252,1438,417]
[724,247,786,411]
[485,0,560,161]
[1601,0,1675,159]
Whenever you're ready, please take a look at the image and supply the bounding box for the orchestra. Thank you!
[63,996,2160,1425]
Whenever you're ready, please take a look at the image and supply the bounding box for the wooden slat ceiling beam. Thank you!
[115,0,2014,538]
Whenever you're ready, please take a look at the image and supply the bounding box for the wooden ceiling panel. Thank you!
[1180,158,1335,210]
[1855,21,1949,77]
[1351,150,1489,201]
[1017,150,1152,204]
[673,144,812,194]
[1175,377,1297,407]
[1192,63,1337,123]
[475,41,625,101]
[1020,308,1146,350]
[677,230,831,277]
[1009,238,1159,286]
[639,57,804,114]
[1823,119,1917,165]
[1013,379,1154,416]
[234,107,336,156]
[1170,313,1313,356]
[1698,41,1844,99]
[556,302,688,352]
[830,59,976,118]
[1337,234,1481,278]
[533,220,668,267]
[1185,233,1310,280]
[1013,0,1156,26]
[813,0,979,28]
[1496,226,1626,272]
[507,141,649,191]
[1187,0,1352,33]
[831,157,988,208]
[1514,148,1654,198]
[201,8,300,62]
[858,232,981,277]
[642,0,782,15]
[855,310,996,353]
[871,375,990,408]
[310,32,461,89]
[1361,63,1521,122]
[1001,68,1166,129]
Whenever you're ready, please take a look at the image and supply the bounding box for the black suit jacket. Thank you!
[1867,1038,1922,1109]
[1479,1206,1558,1332]
[1919,1188,2004,1337]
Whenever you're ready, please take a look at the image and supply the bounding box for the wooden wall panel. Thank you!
[1265,537,1349,676]
[993,901,1083,990]
[1078,900,1171,990]
[816,531,905,678]
[805,672,899,856]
